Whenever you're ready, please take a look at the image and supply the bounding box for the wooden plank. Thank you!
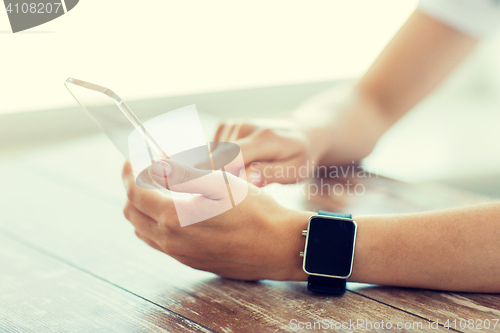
[349,287,500,333]
[0,150,431,332]
[0,234,213,333]
[146,278,431,332]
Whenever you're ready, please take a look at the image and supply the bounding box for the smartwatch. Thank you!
[301,211,357,294]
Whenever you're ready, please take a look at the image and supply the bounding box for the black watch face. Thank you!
[304,216,356,278]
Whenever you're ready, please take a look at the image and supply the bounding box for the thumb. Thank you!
[148,159,229,200]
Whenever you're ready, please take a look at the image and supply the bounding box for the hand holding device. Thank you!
[122,160,312,281]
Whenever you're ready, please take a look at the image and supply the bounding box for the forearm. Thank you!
[350,202,500,292]
[358,10,478,124]
[293,10,478,166]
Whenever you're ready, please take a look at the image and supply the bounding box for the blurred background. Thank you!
[1,0,500,197]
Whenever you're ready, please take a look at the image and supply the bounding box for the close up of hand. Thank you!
[212,120,312,186]
[122,160,310,281]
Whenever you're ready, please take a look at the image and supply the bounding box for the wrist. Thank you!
[315,107,387,167]
[293,87,389,167]
[273,209,313,281]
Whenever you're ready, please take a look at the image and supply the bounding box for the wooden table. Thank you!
[1,132,499,333]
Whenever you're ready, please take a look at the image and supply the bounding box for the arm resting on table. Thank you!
[348,202,500,293]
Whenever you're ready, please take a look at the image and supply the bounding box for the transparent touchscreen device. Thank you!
[65,78,249,227]
[64,78,169,163]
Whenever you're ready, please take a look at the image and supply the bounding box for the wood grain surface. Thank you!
[0,234,213,333]
[0,133,499,332]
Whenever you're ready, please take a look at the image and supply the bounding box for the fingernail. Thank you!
[248,171,262,186]
[150,161,172,178]
[238,168,245,178]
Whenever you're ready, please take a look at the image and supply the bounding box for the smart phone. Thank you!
[64,77,169,163]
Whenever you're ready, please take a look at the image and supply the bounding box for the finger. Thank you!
[232,122,258,140]
[148,159,210,190]
[218,120,237,143]
[123,200,160,242]
[208,142,244,176]
[122,162,177,223]
[212,121,240,151]
[228,123,243,142]
[238,127,308,167]
[235,133,280,166]
[149,159,229,200]
[245,155,307,186]
[213,123,225,142]
[212,123,227,152]
[212,122,257,148]
[134,229,164,253]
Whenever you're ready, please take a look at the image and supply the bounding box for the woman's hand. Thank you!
[212,85,389,187]
[122,160,310,281]
[212,120,311,187]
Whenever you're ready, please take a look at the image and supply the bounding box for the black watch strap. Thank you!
[307,211,352,295]
[308,275,347,294]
